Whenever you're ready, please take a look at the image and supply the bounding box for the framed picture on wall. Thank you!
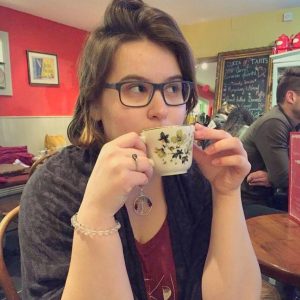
[214,46,273,119]
[26,50,59,85]
[0,63,5,89]
[0,31,13,95]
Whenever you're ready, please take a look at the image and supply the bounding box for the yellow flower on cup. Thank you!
[154,129,192,165]
[171,129,187,145]
[155,147,167,158]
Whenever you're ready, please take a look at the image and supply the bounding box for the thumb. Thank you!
[247,173,253,182]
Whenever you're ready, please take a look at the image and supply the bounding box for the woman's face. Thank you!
[95,39,187,142]
[291,91,300,122]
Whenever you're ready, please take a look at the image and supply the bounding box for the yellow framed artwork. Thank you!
[26,50,59,86]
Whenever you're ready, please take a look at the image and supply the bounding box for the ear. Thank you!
[90,102,102,121]
[285,90,296,104]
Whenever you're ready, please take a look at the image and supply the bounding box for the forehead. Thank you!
[106,39,181,81]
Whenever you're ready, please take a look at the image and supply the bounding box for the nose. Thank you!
[147,89,168,120]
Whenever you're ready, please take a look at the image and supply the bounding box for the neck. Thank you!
[279,103,300,124]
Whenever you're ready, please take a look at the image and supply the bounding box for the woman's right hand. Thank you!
[79,132,154,219]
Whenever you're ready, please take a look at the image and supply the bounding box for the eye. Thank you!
[165,82,181,94]
[124,82,149,94]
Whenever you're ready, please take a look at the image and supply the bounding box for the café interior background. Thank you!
[0,1,299,155]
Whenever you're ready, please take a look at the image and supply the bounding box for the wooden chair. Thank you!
[0,151,58,299]
[29,151,58,177]
[0,206,20,300]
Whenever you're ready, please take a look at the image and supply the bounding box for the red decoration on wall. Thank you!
[272,34,290,54]
[197,84,214,100]
[272,32,300,55]
[197,84,214,116]
[290,32,300,50]
[0,6,88,116]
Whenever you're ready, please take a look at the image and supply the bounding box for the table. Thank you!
[247,213,300,287]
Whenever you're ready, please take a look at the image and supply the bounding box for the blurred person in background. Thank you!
[222,106,254,138]
[207,102,236,129]
[241,68,300,218]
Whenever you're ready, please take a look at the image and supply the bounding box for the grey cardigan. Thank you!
[19,145,212,300]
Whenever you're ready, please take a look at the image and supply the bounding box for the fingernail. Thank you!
[205,145,214,155]
[195,123,205,130]
[212,158,220,165]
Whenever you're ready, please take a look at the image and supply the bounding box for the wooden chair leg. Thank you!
[0,206,21,300]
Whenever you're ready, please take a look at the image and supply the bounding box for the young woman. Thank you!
[19,0,261,299]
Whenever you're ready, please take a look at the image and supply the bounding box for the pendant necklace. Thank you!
[133,186,152,216]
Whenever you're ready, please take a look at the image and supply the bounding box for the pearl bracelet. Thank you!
[71,213,121,237]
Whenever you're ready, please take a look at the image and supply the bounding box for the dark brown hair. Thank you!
[222,107,254,137]
[276,67,300,104]
[67,0,198,147]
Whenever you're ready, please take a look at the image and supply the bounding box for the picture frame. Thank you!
[26,50,59,85]
[0,31,13,95]
[0,63,5,89]
[214,46,272,119]
[0,39,4,63]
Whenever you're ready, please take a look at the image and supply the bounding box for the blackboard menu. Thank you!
[215,47,272,119]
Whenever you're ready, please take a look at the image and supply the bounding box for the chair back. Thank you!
[29,151,58,177]
[0,206,20,300]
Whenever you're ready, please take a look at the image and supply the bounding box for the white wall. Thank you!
[0,116,72,155]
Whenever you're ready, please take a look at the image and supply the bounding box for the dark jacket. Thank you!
[241,105,299,205]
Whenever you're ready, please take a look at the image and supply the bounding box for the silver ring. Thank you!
[132,153,138,171]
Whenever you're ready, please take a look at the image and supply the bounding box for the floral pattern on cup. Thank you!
[154,129,193,165]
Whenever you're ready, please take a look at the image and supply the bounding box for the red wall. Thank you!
[0,6,88,116]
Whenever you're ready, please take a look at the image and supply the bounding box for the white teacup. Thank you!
[141,125,194,176]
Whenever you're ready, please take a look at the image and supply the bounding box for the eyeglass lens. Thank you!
[120,81,190,107]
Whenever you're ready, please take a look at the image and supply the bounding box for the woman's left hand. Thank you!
[193,123,250,195]
[247,170,271,187]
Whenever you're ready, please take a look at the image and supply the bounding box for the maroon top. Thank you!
[135,219,177,300]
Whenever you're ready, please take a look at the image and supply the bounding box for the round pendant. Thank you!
[133,195,153,216]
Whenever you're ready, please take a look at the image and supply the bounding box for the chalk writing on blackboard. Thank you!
[215,47,272,119]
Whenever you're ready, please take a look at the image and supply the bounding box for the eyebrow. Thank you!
[119,74,183,82]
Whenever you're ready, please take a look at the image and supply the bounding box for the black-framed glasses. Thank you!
[104,80,193,107]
